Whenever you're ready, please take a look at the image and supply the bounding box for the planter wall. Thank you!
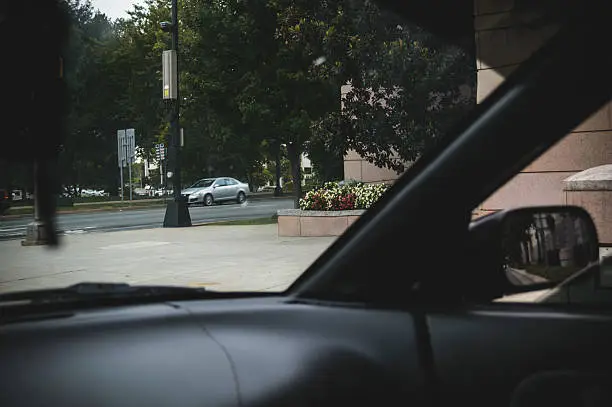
[564,165,612,245]
[277,209,366,237]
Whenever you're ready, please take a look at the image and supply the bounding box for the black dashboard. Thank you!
[0,297,423,407]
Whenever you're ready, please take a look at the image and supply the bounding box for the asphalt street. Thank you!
[0,198,294,240]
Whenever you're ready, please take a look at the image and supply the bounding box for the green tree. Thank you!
[54,0,475,204]
[276,0,476,173]
[60,0,122,195]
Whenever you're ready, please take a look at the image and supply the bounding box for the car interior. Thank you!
[1,0,611,407]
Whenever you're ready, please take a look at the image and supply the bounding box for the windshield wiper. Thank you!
[0,283,280,323]
[0,282,210,306]
[0,282,279,307]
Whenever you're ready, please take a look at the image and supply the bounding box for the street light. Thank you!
[161,0,191,227]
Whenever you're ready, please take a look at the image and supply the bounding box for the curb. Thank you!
[0,195,292,220]
[1,203,168,220]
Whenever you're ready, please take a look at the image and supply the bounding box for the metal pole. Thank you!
[274,142,282,196]
[124,141,128,200]
[21,161,51,246]
[160,159,164,187]
[163,0,191,227]
[33,162,40,223]
[171,0,181,202]
[120,160,124,201]
[128,158,133,201]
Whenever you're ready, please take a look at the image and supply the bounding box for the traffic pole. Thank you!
[162,0,191,227]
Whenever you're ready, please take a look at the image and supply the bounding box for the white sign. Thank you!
[126,128,136,164]
[117,129,136,168]
[117,129,126,168]
[155,143,166,160]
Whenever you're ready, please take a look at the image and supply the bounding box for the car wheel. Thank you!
[237,191,246,204]
[204,194,214,206]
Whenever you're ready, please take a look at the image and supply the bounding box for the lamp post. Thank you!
[274,140,282,197]
[161,0,191,227]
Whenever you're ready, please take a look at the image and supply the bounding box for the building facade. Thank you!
[342,0,612,211]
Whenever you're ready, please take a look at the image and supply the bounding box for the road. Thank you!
[0,198,294,240]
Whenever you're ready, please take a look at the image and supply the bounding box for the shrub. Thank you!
[299,181,389,211]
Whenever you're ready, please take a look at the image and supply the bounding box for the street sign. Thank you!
[117,129,137,167]
[117,129,126,168]
[162,50,177,100]
[155,143,166,160]
[117,128,137,201]
[126,128,136,164]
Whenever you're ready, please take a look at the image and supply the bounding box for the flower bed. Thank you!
[279,182,389,237]
[299,182,389,211]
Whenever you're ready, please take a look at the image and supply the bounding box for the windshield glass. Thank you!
[2,0,572,297]
[190,179,215,188]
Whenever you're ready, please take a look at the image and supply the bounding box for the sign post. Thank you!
[118,129,136,201]
[155,143,166,193]
[126,129,136,200]
[161,0,191,227]
[117,129,126,201]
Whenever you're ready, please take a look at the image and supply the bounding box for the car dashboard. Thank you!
[0,297,423,407]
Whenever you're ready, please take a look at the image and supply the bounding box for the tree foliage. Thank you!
[22,0,475,200]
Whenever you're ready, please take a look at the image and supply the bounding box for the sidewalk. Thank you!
[0,224,336,294]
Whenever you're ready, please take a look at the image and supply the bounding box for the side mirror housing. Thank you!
[467,206,599,299]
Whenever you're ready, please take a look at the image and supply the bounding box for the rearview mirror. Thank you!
[500,206,599,288]
[468,206,600,298]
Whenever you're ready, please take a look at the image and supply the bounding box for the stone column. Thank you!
[564,165,612,246]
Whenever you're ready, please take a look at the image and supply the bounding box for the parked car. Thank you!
[11,190,33,201]
[0,188,11,215]
[181,177,249,206]
[154,189,173,197]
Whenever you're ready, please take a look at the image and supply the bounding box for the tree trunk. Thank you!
[274,143,282,197]
[244,171,253,192]
[286,142,302,208]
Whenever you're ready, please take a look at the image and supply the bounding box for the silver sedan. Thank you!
[181,177,250,206]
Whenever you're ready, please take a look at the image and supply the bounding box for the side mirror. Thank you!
[500,206,599,287]
[468,206,600,297]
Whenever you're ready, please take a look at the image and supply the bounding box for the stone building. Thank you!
[342,0,612,241]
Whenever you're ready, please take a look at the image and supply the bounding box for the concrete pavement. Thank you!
[0,224,336,294]
[0,198,295,240]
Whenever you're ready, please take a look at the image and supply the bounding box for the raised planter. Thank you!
[277,209,366,237]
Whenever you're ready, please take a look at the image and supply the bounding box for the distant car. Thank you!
[181,177,249,206]
[154,189,173,197]
[80,189,107,197]
[0,188,11,215]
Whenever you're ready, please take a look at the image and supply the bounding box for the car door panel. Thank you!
[226,179,239,198]
[222,179,235,200]
[212,179,226,201]
[222,178,235,200]
[427,305,612,407]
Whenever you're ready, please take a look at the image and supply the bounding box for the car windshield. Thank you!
[3,0,602,300]
[190,179,215,188]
